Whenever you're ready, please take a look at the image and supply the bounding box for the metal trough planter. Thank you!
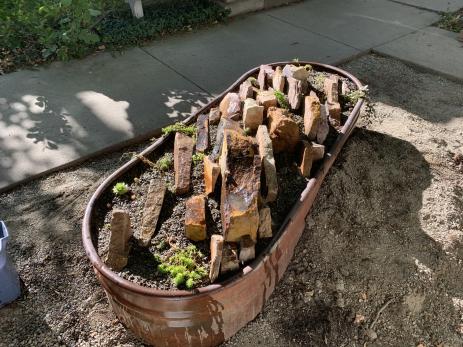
[82,62,364,346]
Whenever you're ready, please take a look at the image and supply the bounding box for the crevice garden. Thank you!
[94,63,364,290]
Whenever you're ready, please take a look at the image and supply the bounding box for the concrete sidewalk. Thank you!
[0,0,462,192]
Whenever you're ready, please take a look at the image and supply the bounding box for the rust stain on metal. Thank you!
[82,62,364,347]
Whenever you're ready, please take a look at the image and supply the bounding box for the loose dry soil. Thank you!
[0,54,462,346]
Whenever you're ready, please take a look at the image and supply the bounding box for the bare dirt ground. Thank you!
[0,54,462,347]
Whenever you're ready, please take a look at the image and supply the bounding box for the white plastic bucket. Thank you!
[0,221,21,307]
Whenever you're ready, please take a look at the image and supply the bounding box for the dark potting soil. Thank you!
[93,68,358,290]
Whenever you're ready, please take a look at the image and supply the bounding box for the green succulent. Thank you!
[156,153,173,172]
[192,153,205,165]
[112,182,129,196]
[162,122,196,137]
[274,90,290,109]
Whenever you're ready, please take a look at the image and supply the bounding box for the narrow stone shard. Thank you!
[257,65,274,90]
[267,107,300,153]
[210,118,243,162]
[174,132,194,195]
[272,66,286,92]
[138,179,166,247]
[185,195,206,241]
[209,235,224,282]
[219,93,241,118]
[256,125,278,202]
[256,90,278,114]
[258,207,272,238]
[243,98,264,130]
[327,101,342,124]
[287,77,308,111]
[204,155,220,195]
[239,80,254,101]
[239,235,255,262]
[220,243,239,274]
[196,113,209,152]
[311,142,325,161]
[300,141,314,177]
[324,75,339,103]
[220,130,260,242]
[209,107,221,125]
[317,103,330,145]
[304,91,321,141]
[105,209,132,271]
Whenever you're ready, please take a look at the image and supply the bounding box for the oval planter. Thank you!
[82,61,364,347]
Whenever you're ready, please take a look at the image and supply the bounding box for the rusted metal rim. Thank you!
[82,61,364,298]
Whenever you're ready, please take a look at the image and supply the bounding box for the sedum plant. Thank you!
[162,122,196,137]
[156,153,173,172]
[192,153,205,166]
[112,182,129,196]
[274,90,290,109]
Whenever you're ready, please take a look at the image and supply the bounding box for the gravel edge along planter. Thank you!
[82,61,364,347]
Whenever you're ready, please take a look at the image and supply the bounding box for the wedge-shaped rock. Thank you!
[311,142,325,161]
[106,209,132,271]
[304,91,321,141]
[256,91,277,114]
[317,103,330,145]
[287,77,308,111]
[272,66,285,92]
[221,243,239,274]
[204,155,220,196]
[138,179,166,247]
[256,125,278,202]
[174,132,194,195]
[327,101,341,124]
[243,98,264,130]
[324,75,339,103]
[185,195,206,241]
[239,235,255,263]
[257,65,274,90]
[196,113,209,152]
[220,130,260,242]
[219,93,241,118]
[209,235,224,282]
[239,80,254,101]
[300,141,314,177]
[258,207,272,238]
[209,107,221,125]
[210,118,243,162]
[267,107,300,153]
[283,64,309,81]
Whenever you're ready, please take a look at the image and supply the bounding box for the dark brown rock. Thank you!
[210,118,243,162]
[221,243,239,274]
[267,107,300,153]
[174,132,194,195]
[256,125,278,202]
[105,209,132,271]
[185,195,206,241]
[196,113,209,152]
[204,155,220,196]
[138,179,166,247]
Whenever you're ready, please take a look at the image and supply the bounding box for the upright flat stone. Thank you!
[185,195,206,241]
[209,235,224,282]
[272,66,286,92]
[327,101,341,124]
[196,113,209,152]
[239,80,254,101]
[317,103,330,145]
[304,91,321,141]
[138,179,166,247]
[243,98,264,130]
[257,65,274,90]
[311,142,325,161]
[324,76,339,103]
[209,107,221,125]
[300,141,314,177]
[210,118,243,161]
[105,209,132,271]
[221,243,239,274]
[239,235,255,262]
[267,107,300,153]
[256,125,278,202]
[220,130,261,242]
[287,77,308,111]
[204,155,221,195]
[258,207,272,238]
[219,92,241,118]
[256,90,278,114]
[174,132,194,195]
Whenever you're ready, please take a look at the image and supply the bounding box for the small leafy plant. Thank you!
[156,153,173,172]
[162,122,197,137]
[274,90,290,109]
[344,85,369,104]
[157,245,207,289]
[192,153,205,165]
[112,182,129,196]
